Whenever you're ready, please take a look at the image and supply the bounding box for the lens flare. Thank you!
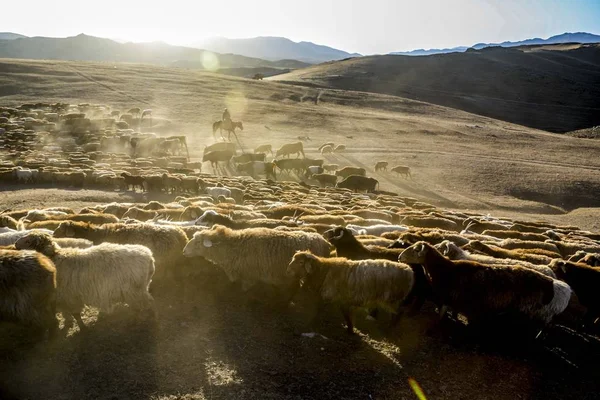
[201,51,220,71]
[408,377,427,400]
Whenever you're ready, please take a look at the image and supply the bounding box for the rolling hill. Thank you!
[0,32,27,40]
[0,34,310,72]
[392,31,600,56]
[2,58,600,217]
[191,36,361,63]
[272,43,600,133]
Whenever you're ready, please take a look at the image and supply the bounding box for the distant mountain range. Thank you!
[191,36,361,63]
[0,34,310,72]
[391,32,600,56]
[0,32,27,40]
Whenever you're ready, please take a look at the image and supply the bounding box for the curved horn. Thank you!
[333,227,345,240]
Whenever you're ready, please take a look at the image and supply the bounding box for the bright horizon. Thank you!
[3,0,600,54]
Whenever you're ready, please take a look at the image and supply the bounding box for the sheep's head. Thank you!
[122,208,140,220]
[398,241,430,264]
[15,232,57,256]
[436,240,462,259]
[0,215,18,230]
[323,226,351,244]
[195,210,222,226]
[583,254,600,267]
[550,259,569,278]
[286,251,319,279]
[54,221,77,238]
[183,225,229,257]
[463,240,484,252]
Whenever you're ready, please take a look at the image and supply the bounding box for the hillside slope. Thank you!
[272,44,600,133]
[2,58,600,216]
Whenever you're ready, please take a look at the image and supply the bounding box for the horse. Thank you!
[212,120,244,141]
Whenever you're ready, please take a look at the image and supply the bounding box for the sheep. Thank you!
[182,225,333,299]
[324,227,406,262]
[275,142,305,158]
[233,153,266,164]
[337,175,379,193]
[547,240,600,258]
[568,251,600,267]
[390,166,411,178]
[0,229,54,246]
[0,249,57,337]
[375,161,388,172]
[162,174,182,194]
[24,209,68,222]
[204,142,236,154]
[465,240,554,266]
[195,210,297,230]
[205,187,232,200]
[494,239,562,257]
[551,259,600,328]
[399,242,571,330]
[320,145,334,155]
[286,251,415,333]
[122,207,157,222]
[345,224,409,236]
[436,240,555,278]
[311,173,337,187]
[254,144,273,155]
[305,165,324,177]
[318,142,335,152]
[15,232,154,331]
[482,230,549,242]
[203,149,235,169]
[236,161,276,179]
[53,238,94,249]
[333,144,346,153]
[23,213,120,225]
[0,215,18,230]
[323,164,338,172]
[121,172,145,191]
[53,221,187,283]
[390,230,470,247]
[401,215,459,232]
[335,167,366,179]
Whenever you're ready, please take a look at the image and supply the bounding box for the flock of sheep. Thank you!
[1,102,600,348]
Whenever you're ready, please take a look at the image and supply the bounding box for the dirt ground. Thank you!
[2,58,600,399]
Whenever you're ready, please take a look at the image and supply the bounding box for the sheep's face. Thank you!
[183,228,226,257]
[54,222,74,237]
[323,227,347,244]
[122,208,138,219]
[398,242,428,264]
[437,241,460,259]
[286,253,309,279]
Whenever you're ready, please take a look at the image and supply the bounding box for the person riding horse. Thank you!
[222,108,231,127]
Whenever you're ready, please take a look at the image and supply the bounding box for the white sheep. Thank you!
[15,232,155,330]
[345,224,409,236]
[205,187,232,200]
[0,229,54,246]
[183,225,333,299]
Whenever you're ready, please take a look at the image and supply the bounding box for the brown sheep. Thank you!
[464,240,553,266]
[0,249,57,337]
[551,259,600,328]
[286,251,415,333]
[375,161,388,172]
[482,230,549,242]
[399,242,571,329]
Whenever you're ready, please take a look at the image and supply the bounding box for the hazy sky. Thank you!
[3,0,599,54]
